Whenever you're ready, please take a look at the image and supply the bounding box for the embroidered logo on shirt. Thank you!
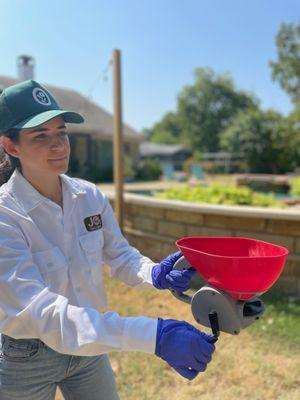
[84,214,102,231]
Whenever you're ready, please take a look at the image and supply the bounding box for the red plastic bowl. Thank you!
[176,237,289,300]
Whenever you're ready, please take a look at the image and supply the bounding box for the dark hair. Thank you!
[0,129,22,186]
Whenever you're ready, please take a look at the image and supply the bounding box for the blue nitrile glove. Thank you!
[152,251,196,291]
[155,318,215,380]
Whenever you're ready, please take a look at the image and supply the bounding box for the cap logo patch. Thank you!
[32,88,51,106]
[84,214,102,231]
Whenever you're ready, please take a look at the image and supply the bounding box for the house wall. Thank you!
[124,142,139,165]
[96,140,113,169]
[69,134,90,177]
[91,140,139,170]
[69,134,140,180]
[106,192,300,297]
[141,151,192,170]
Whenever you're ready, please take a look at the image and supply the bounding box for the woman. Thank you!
[0,80,215,400]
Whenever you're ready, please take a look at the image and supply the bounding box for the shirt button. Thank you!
[69,256,72,262]
[75,287,81,293]
[47,262,53,268]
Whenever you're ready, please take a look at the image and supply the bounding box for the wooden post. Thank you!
[112,49,124,230]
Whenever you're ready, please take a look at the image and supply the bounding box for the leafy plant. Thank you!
[135,159,162,181]
[290,176,300,196]
[155,184,286,208]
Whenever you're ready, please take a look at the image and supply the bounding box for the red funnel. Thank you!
[176,237,288,300]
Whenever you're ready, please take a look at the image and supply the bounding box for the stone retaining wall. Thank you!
[106,191,300,297]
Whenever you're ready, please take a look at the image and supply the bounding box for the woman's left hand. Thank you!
[151,251,196,291]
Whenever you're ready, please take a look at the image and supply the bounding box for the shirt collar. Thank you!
[60,174,86,199]
[4,169,86,213]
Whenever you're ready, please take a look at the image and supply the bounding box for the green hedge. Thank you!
[155,184,286,208]
[290,177,300,196]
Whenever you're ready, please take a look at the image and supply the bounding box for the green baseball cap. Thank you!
[0,80,84,135]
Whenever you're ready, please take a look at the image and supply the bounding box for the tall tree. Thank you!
[220,108,296,173]
[270,22,300,104]
[148,112,185,144]
[176,68,258,152]
[285,105,300,165]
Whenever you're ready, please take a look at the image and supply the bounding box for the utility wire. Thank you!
[87,58,112,101]
[79,58,112,117]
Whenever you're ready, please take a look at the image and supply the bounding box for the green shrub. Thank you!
[155,184,286,208]
[290,176,300,196]
[124,155,136,182]
[136,159,162,181]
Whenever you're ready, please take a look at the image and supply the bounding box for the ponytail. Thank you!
[0,129,21,186]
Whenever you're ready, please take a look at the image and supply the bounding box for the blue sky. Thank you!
[0,0,299,131]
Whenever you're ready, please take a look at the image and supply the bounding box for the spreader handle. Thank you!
[170,256,194,304]
[170,288,193,304]
[208,311,220,342]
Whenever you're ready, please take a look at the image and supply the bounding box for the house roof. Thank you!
[140,142,192,157]
[0,76,143,142]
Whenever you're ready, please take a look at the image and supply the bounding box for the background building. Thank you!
[0,56,144,182]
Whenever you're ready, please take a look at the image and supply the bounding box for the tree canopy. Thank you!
[220,108,296,173]
[270,22,300,104]
[148,112,184,144]
[146,22,300,174]
[149,67,258,151]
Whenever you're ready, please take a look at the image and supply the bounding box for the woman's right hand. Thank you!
[155,318,215,380]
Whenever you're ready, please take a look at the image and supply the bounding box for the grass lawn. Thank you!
[56,266,300,400]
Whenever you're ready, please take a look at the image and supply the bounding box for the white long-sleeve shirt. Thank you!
[0,169,158,356]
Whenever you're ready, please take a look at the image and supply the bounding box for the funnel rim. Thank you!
[176,236,289,259]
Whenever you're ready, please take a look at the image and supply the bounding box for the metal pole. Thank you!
[112,49,124,230]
